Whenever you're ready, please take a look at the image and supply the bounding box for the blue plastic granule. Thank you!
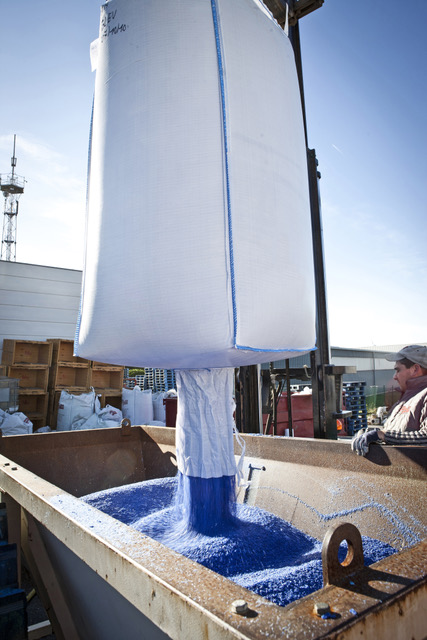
[83,476,398,608]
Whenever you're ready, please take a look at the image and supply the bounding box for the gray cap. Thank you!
[384,345,427,368]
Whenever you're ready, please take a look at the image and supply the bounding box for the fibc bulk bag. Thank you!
[76,405,123,430]
[122,387,154,425]
[0,410,33,436]
[75,0,315,369]
[152,392,167,423]
[56,389,97,431]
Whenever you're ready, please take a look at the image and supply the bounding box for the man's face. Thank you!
[393,361,418,392]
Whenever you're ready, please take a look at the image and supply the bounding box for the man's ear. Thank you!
[411,363,422,377]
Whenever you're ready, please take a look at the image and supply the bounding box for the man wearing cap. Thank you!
[351,345,427,456]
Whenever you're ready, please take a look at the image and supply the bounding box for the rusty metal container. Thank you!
[0,426,426,639]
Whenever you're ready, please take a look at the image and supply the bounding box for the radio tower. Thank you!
[1,135,25,261]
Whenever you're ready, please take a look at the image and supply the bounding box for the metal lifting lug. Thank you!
[322,522,364,587]
[120,418,132,436]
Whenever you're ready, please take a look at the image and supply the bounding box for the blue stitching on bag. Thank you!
[236,344,317,353]
[210,0,238,345]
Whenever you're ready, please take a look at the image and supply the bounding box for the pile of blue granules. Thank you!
[83,477,397,607]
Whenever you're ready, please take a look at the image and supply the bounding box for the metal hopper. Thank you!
[0,425,426,639]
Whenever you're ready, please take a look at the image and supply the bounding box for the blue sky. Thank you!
[1,0,426,348]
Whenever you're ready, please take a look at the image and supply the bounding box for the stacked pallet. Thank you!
[156,369,176,392]
[1,340,52,431]
[90,360,124,410]
[343,381,368,436]
[143,367,176,392]
[135,374,145,388]
[143,367,154,390]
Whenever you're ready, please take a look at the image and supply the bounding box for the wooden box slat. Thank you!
[49,364,91,390]
[7,365,49,392]
[47,339,90,366]
[90,368,124,390]
[1,340,52,366]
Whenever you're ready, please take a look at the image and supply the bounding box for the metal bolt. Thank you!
[314,602,330,616]
[231,600,249,615]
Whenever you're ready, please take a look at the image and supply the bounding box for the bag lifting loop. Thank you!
[322,522,364,586]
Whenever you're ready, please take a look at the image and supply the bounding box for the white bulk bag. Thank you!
[152,391,167,423]
[75,405,123,430]
[122,387,154,425]
[75,0,315,369]
[56,389,97,431]
[0,410,33,436]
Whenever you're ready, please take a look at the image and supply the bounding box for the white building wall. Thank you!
[0,260,82,361]
[331,355,392,372]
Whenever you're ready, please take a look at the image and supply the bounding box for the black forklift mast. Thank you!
[235,0,355,437]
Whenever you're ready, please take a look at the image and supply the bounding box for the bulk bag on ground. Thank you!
[75,405,123,430]
[75,0,316,369]
[56,388,97,431]
[0,410,33,436]
[152,391,167,423]
[122,387,154,425]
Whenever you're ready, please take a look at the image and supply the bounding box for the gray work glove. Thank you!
[351,428,380,456]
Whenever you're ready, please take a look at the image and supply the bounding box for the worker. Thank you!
[351,345,427,455]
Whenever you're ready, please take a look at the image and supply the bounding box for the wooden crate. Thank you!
[1,339,52,366]
[47,339,90,366]
[97,390,122,411]
[49,364,90,390]
[90,367,124,391]
[7,365,49,392]
[29,418,45,432]
[18,392,48,421]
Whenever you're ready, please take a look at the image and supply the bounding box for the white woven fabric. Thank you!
[56,388,96,431]
[122,387,154,425]
[175,369,236,478]
[76,0,315,368]
[0,410,33,436]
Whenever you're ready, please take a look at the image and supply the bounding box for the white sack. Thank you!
[0,410,33,436]
[152,392,167,422]
[75,0,315,369]
[56,388,97,431]
[175,369,236,478]
[122,387,154,425]
[75,405,122,430]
